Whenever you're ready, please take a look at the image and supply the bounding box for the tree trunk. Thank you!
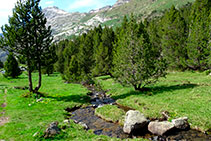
[134,84,143,91]
[27,58,33,93]
[34,62,42,93]
[28,69,33,93]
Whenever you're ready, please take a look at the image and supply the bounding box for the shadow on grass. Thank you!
[44,94,90,104]
[112,83,198,100]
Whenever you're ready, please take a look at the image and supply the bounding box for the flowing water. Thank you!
[67,84,211,140]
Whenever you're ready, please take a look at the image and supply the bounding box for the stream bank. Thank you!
[66,83,211,140]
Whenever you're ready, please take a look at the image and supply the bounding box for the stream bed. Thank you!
[67,84,211,140]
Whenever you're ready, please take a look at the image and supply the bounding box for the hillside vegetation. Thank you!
[43,0,195,40]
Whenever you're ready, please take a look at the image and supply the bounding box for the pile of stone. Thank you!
[123,110,189,136]
[44,121,61,138]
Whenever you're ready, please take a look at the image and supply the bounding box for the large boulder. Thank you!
[148,121,174,135]
[123,110,149,134]
[44,121,61,138]
[172,117,189,130]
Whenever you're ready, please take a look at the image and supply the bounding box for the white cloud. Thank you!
[45,1,54,5]
[0,0,17,28]
[68,0,105,11]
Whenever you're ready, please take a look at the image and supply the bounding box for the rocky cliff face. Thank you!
[113,0,131,7]
[43,0,132,41]
[43,6,87,41]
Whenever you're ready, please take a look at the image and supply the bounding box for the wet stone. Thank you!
[68,83,211,140]
[70,107,128,139]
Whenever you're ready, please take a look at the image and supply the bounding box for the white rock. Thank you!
[123,110,149,134]
[172,117,189,130]
[148,121,174,135]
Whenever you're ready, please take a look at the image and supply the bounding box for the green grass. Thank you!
[1,71,210,140]
[96,71,211,132]
[0,72,121,140]
[95,105,125,125]
[103,0,195,18]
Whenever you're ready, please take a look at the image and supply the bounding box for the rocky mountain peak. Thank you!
[113,0,131,7]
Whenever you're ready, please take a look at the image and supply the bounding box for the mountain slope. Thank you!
[43,0,195,41]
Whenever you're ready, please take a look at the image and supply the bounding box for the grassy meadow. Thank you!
[96,71,211,132]
[0,71,210,140]
[0,72,118,141]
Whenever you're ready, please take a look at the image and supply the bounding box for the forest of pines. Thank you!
[54,0,210,90]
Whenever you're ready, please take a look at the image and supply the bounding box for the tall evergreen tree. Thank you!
[113,14,167,90]
[186,0,211,70]
[92,26,115,76]
[1,0,53,93]
[161,6,188,70]
[62,38,80,82]
[146,19,162,56]
[4,53,22,78]
[42,45,57,76]
[54,40,68,74]
[78,33,94,80]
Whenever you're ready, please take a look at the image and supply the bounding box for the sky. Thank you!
[0,0,116,31]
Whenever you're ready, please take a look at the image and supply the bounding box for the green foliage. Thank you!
[1,0,53,93]
[96,71,211,132]
[54,0,210,84]
[4,53,22,78]
[78,33,94,79]
[161,6,188,70]
[57,25,115,83]
[112,14,167,90]
[92,26,115,76]
[186,0,211,70]
[54,40,68,74]
[42,45,57,76]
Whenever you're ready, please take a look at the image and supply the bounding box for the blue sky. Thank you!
[0,0,116,30]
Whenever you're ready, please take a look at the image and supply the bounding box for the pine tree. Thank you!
[42,45,57,76]
[1,0,53,93]
[146,19,162,56]
[92,26,115,76]
[186,0,211,70]
[113,14,167,90]
[62,38,80,82]
[78,33,94,80]
[4,53,22,78]
[64,55,81,82]
[54,40,68,74]
[161,6,188,70]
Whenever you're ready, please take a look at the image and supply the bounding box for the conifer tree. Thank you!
[62,38,80,82]
[78,33,94,80]
[146,19,162,56]
[186,0,211,70]
[113,14,167,90]
[1,0,53,93]
[92,26,115,76]
[4,53,22,78]
[54,40,68,74]
[42,45,57,76]
[161,6,188,70]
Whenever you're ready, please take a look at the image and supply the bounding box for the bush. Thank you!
[4,53,22,78]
